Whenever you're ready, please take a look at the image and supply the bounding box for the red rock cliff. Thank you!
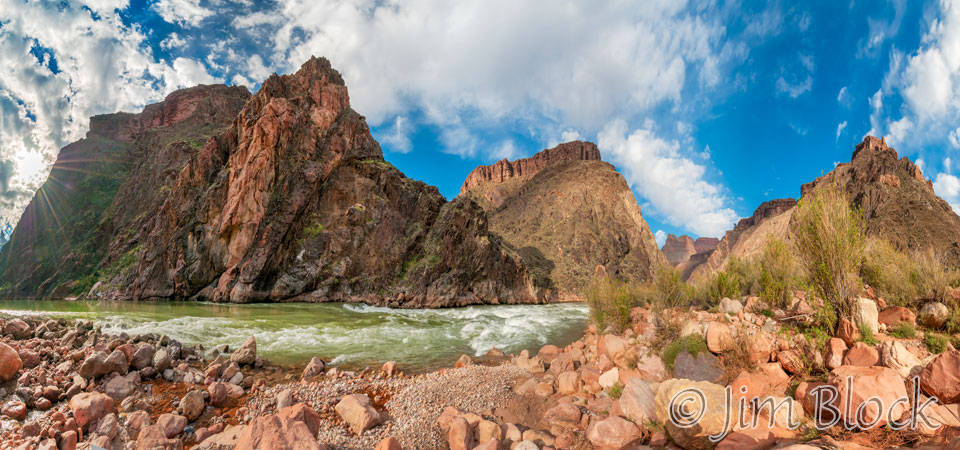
[459,141,601,195]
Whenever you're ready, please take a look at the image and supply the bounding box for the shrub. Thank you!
[925,333,948,354]
[661,334,708,371]
[792,183,864,329]
[889,322,917,339]
[758,238,800,308]
[650,264,689,310]
[861,236,958,307]
[585,276,642,332]
[608,381,623,399]
[857,322,879,345]
[690,257,760,306]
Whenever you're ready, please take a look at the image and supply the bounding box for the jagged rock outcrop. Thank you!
[460,142,667,296]
[0,57,540,306]
[0,84,251,298]
[662,235,719,266]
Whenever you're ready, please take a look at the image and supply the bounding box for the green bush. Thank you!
[889,322,917,339]
[650,265,689,311]
[608,381,623,399]
[585,276,643,332]
[857,322,879,345]
[759,238,800,308]
[925,333,948,354]
[792,184,864,329]
[861,236,958,307]
[661,334,708,371]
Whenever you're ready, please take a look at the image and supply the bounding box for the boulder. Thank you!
[153,348,172,371]
[69,392,115,429]
[234,414,320,450]
[131,344,155,370]
[448,416,474,450]
[706,323,734,353]
[158,413,188,438]
[208,382,228,406]
[745,332,773,364]
[543,402,581,434]
[719,297,743,314]
[599,334,628,360]
[17,349,39,369]
[1,401,26,420]
[920,350,960,403]
[0,342,22,382]
[879,341,922,378]
[619,377,656,424]
[476,419,503,443]
[852,297,879,335]
[673,350,724,382]
[557,371,580,395]
[586,416,642,450]
[195,425,245,450]
[277,403,321,438]
[777,349,805,374]
[455,354,473,368]
[375,437,403,450]
[824,338,847,370]
[878,306,916,327]
[826,365,908,426]
[3,319,30,338]
[381,360,398,377]
[136,424,184,450]
[231,336,257,366]
[105,372,140,400]
[656,379,735,450]
[180,390,205,422]
[842,342,879,367]
[538,344,560,363]
[919,302,949,328]
[302,357,325,378]
[335,393,381,435]
[598,367,620,388]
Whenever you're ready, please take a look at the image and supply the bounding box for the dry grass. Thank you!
[585,276,643,332]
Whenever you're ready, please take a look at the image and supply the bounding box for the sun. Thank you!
[16,149,49,186]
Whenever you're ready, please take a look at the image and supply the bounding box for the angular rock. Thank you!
[719,297,743,315]
[234,414,320,450]
[878,306,916,327]
[656,379,735,450]
[231,336,257,366]
[879,341,922,378]
[673,350,724,382]
[448,416,474,450]
[852,297,879,335]
[824,338,847,370]
[920,350,960,403]
[335,393,381,435]
[557,371,580,395]
[826,365,908,426]
[586,416,642,450]
[619,377,656,424]
[158,413,188,438]
[919,302,949,328]
[180,390,205,422]
[706,323,734,353]
[777,349,805,374]
[277,403,321,438]
[842,342,879,367]
[69,392,115,429]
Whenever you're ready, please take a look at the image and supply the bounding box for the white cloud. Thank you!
[379,116,413,154]
[153,0,215,28]
[837,86,849,105]
[159,32,187,50]
[492,140,520,160]
[655,230,667,248]
[885,116,913,146]
[560,129,582,143]
[836,121,848,140]
[951,127,960,148]
[934,172,960,214]
[597,119,737,237]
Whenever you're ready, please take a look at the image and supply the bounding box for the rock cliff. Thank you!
[662,235,719,266]
[461,142,667,296]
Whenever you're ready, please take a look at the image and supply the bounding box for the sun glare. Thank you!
[16,149,49,185]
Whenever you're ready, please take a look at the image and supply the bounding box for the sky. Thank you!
[2,0,960,247]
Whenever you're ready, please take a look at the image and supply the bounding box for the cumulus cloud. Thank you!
[598,119,738,237]
[153,0,215,28]
[379,116,414,154]
[934,172,960,214]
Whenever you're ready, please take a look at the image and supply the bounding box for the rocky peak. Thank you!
[459,140,601,194]
[733,198,797,233]
[662,234,696,266]
[802,135,931,197]
[694,237,720,254]
[88,84,250,142]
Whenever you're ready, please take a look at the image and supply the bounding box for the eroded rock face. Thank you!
[460,141,601,195]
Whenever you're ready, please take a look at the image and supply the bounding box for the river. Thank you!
[0,300,588,371]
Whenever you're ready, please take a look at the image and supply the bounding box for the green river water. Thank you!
[0,300,588,371]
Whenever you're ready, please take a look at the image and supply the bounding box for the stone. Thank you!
[745,332,774,364]
[436,406,463,431]
[374,437,402,450]
[131,344,155,370]
[538,344,561,362]
[673,350,724,382]
[826,365,909,426]
[158,413,188,438]
[656,379,735,450]
[276,389,295,409]
[599,334,628,360]
[852,297,879,335]
[96,413,119,439]
[543,402,581,433]
[195,425,246,450]
[557,371,580,395]
[0,342,22,382]
[277,403,321,438]
[777,349,805,374]
[180,390,205,421]
[58,430,78,450]
[878,306,916,327]
[586,416,642,450]
[231,336,257,366]
[448,416,474,450]
[719,297,743,314]
[104,372,140,400]
[598,367,620,388]
[301,357,325,378]
[234,414,320,450]
[335,393,381,435]
[837,318,858,347]
[920,350,960,403]
[475,419,503,443]
[1,401,26,420]
[619,377,657,424]
[842,342,879,367]
[69,392,114,429]
[381,360,397,377]
[136,424,184,450]
[706,323,734,353]
[824,338,847,370]
[126,410,151,440]
[919,302,949,328]
[153,348,172,371]
[879,341,923,378]
[3,319,30,338]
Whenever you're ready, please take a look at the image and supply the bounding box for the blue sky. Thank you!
[2,0,960,245]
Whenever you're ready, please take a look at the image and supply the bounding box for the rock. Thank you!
[195,425,246,450]
[557,371,580,395]
[381,361,397,377]
[619,377,657,424]
[131,344,156,370]
[920,350,960,403]
[69,392,114,429]
[455,354,473,368]
[706,323,734,353]
[476,419,503,443]
[538,344,560,362]
[598,367,620,388]
[586,416,642,450]
[719,297,743,314]
[276,389,295,409]
[335,393,381,435]
[3,319,30,338]
[1,401,26,420]
[58,431,78,450]
[231,336,257,366]
[180,390,205,421]
[234,414,321,450]
[842,342,879,367]
[96,413,119,439]
[745,332,773,364]
[17,349,39,368]
[919,302,949,328]
[104,372,140,400]
[136,424,185,450]
[153,348,172,371]
[448,416,474,450]
[375,437,402,450]
[837,318,858,347]
[208,382,228,407]
[158,413,188,438]
[879,341,923,378]
[126,410,151,440]
[878,306,916,327]
[656,379,734,450]
[826,365,909,426]
[0,343,22,382]
[673,350,724,382]
[852,297,879,335]
[824,338,847,370]
[777,349,805,374]
[543,402,581,434]
[277,403,321,438]
[599,334,628,360]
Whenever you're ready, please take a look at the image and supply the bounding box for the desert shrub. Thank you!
[758,238,801,308]
[925,333,948,354]
[792,183,864,329]
[650,264,690,310]
[661,334,708,371]
[889,322,916,339]
[585,276,642,332]
[857,322,879,345]
[862,236,957,307]
[608,381,623,399]
[690,257,760,306]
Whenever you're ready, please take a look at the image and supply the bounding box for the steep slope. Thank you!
[686,135,960,280]
[0,85,250,297]
[460,142,667,296]
[79,57,536,306]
